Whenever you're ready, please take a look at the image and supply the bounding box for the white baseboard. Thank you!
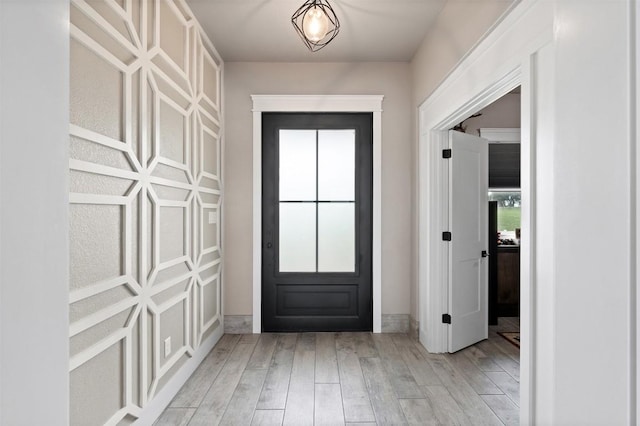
[381,314,410,333]
[410,316,420,340]
[224,315,253,334]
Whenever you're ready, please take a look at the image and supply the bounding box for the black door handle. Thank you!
[481,250,489,258]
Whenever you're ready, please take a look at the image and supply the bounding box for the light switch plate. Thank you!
[164,337,171,357]
[208,211,216,224]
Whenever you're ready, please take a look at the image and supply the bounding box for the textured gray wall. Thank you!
[223,61,413,316]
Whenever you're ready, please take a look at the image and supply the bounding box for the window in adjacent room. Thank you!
[488,190,521,241]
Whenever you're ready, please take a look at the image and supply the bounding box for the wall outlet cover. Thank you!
[164,337,171,357]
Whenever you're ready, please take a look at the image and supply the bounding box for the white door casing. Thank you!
[251,95,384,333]
[448,130,489,353]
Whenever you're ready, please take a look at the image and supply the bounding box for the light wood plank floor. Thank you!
[157,317,520,426]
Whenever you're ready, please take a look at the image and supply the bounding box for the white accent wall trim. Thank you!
[135,326,223,426]
[251,94,384,333]
[69,0,224,423]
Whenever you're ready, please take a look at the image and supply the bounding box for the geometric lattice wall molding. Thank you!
[69,1,223,423]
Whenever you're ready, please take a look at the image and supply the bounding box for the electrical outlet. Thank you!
[164,337,171,357]
[208,211,216,224]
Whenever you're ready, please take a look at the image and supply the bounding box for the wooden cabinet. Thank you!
[497,245,519,316]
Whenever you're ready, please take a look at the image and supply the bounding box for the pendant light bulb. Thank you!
[302,6,329,42]
[292,0,340,52]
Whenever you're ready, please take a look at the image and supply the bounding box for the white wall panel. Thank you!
[553,2,632,423]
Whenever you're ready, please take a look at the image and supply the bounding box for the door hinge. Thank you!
[442,314,452,324]
[442,231,452,241]
[442,149,452,159]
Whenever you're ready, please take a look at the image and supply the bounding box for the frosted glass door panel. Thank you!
[318,130,355,201]
[262,113,372,331]
[318,203,355,272]
[279,203,316,272]
[279,130,316,201]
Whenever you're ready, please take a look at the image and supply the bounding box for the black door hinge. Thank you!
[442,314,452,324]
[442,149,452,159]
[442,231,452,241]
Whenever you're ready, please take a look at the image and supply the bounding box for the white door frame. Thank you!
[418,1,555,424]
[251,95,384,333]
[420,68,520,351]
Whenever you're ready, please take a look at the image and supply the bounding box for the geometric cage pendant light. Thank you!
[291,0,340,52]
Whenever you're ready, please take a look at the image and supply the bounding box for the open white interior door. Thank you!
[448,130,489,353]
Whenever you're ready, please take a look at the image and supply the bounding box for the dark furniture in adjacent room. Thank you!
[496,244,520,317]
[488,201,521,324]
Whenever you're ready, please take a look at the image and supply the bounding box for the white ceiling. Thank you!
[186,0,447,62]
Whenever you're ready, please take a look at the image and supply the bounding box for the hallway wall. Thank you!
[223,62,412,319]
[462,92,521,136]
[412,0,638,422]
[0,1,70,424]
[408,0,515,325]
[69,1,223,423]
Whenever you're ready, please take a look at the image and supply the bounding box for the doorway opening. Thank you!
[442,86,522,346]
[445,89,522,409]
[419,68,534,419]
[452,88,522,336]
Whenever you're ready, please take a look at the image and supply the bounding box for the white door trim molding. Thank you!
[251,94,384,334]
[418,1,554,424]
[479,128,521,144]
